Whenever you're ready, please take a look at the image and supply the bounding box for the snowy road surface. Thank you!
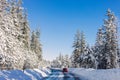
[42,69,80,80]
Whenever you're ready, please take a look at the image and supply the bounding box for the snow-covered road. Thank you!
[42,69,80,80]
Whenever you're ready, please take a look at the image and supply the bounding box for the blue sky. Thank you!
[23,0,120,61]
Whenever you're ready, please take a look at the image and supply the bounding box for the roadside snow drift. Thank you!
[0,68,51,80]
[69,68,120,80]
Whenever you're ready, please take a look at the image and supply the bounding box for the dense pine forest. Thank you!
[0,0,43,70]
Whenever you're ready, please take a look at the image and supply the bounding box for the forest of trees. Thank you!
[71,9,120,69]
[0,0,43,70]
[0,0,120,70]
[52,9,120,69]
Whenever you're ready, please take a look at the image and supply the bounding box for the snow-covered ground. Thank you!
[0,68,51,80]
[1,68,120,80]
[69,68,120,80]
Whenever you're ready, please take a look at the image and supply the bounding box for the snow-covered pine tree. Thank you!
[9,0,30,49]
[94,28,105,69]
[35,28,42,60]
[72,30,81,68]
[72,30,87,68]
[30,29,42,61]
[21,10,30,48]
[101,9,119,69]
[13,0,31,48]
[79,31,87,67]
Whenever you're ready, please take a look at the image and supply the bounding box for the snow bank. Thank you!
[69,68,120,80]
[34,69,48,77]
[0,68,51,80]
[40,67,51,74]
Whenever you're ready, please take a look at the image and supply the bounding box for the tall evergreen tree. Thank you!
[21,10,30,48]
[72,30,87,68]
[30,29,42,60]
[35,28,42,60]
[72,30,81,68]
[100,9,119,69]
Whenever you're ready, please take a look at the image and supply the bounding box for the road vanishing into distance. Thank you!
[42,69,81,80]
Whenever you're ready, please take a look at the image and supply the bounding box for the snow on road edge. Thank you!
[0,68,51,80]
[69,68,120,80]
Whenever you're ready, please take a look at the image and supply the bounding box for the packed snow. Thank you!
[69,68,120,80]
[0,68,51,80]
